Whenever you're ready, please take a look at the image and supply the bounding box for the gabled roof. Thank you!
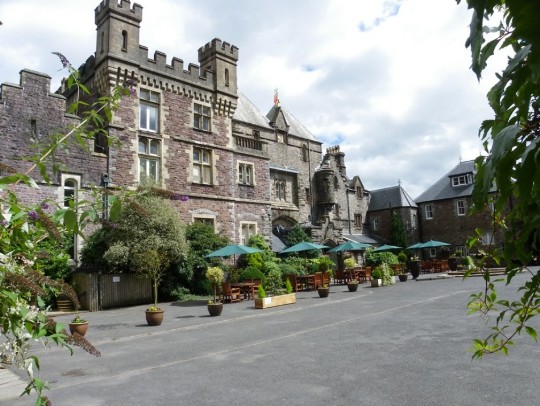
[233,91,273,129]
[415,160,481,203]
[368,185,417,211]
[266,105,318,141]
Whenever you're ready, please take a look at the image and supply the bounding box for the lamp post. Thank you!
[101,173,109,220]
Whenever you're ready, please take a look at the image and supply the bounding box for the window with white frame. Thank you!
[275,180,286,200]
[139,137,160,181]
[452,174,472,187]
[429,248,436,258]
[61,174,80,261]
[193,147,212,184]
[193,216,215,228]
[139,89,159,132]
[411,213,417,229]
[63,179,77,208]
[456,200,466,216]
[372,217,379,231]
[240,222,257,245]
[238,162,254,185]
[425,204,433,219]
[194,103,211,131]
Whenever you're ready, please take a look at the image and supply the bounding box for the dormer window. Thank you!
[451,174,472,187]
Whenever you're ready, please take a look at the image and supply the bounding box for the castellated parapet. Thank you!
[95,0,143,25]
[198,38,239,64]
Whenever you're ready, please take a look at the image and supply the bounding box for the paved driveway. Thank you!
[3,270,540,405]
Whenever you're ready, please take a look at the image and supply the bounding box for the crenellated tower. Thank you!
[94,0,143,67]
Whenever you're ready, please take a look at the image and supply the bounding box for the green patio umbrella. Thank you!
[406,242,424,250]
[418,240,450,248]
[372,244,402,252]
[280,242,329,254]
[205,244,263,258]
[328,241,372,253]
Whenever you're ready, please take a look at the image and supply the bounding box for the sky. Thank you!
[0,0,503,199]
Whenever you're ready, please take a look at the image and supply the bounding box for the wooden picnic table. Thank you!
[230,282,256,300]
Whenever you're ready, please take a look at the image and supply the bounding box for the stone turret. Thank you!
[94,0,143,66]
[198,38,239,98]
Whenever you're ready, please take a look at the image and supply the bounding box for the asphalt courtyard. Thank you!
[2,270,539,406]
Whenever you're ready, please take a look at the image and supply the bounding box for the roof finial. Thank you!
[398,178,401,186]
[273,88,280,106]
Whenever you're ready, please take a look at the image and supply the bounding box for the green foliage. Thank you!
[343,257,356,270]
[0,55,126,403]
[81,193,189,299]
[133,248,168,308]
[263,263,284,296]
[374,263,393,286]
[365,250,398,266]
[316,256,335,274]
[257,284,267,299]
[205,266,224,303]
[281,257,307,275]
[181,222,230,294]
[390,211,408,249]
[458,0,540,357]
[286,224,312,246]
[239,266,265,282]
[397,252,408,264]
[285,278,293,294]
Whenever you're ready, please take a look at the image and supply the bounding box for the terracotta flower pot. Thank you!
[145,309,164,326]
[69,322,89,336]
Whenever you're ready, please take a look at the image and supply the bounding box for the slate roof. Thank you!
[368,185,417,211]
[415,160,490,203]
[233,91,272,129]
[343,234,381,244]
[266,105,318,141]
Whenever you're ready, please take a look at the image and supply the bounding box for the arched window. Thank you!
[275,180,286,201]
[224,68,230,87]
[122,30,128,50]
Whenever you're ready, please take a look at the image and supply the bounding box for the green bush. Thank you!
[343,257,356,270]
[365,250,398,266]
[263,264,284,295]
[285,278,293,294]
[239,266,265,282]
[373,263,393,285]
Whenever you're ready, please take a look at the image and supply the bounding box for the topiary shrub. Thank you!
[343,257,356,270]
[263,264,284,296]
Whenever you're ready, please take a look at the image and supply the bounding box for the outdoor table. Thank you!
[230,282,255,300]
[296,275,315,291]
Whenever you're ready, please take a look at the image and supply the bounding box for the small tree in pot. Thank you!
[343,257,359,291]
[206,266,224,316]
[397,252,409,282]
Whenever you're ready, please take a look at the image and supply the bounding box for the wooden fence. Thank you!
[72,272,152,311]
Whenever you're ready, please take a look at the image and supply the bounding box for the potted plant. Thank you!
[371,268,383,287]
[448,254,459,272]
[407,256,421,279]
[69,314,89,336]
[132,248,168,326]
[254,266,296,309]
[397,252,409,282]
[317,283,330,297]
[346,279,359,292]
[206,266,224,316]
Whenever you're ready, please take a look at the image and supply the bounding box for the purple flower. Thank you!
[52,52,71,68]
[181,195,189,202]
[41,202,49,210]
[27,211,38,221]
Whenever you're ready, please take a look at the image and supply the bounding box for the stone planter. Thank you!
[317,287,330,298]
[145,309,164,326]
[255,293,296,309]
[448,257,458,272]
[207,303,223,317]
[371,278,382,287]
[398,274,408,282]
[407,260,421,279]
[56,297,75,312]
[347,282,359,292]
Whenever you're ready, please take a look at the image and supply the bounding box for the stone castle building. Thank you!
[1,0,497,264]
[0,0,380,261]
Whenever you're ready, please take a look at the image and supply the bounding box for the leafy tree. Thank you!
[179,222,230,295]
[390,211,408,249]
[457,0,540,357]
[81,193,189,299]
[284,225,318,259]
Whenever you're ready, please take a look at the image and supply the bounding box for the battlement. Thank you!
[326,145,342,155]
[95,0,143,25]
[198,38,239,63]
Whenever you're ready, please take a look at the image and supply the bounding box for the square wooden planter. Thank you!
[255,293,296,309]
